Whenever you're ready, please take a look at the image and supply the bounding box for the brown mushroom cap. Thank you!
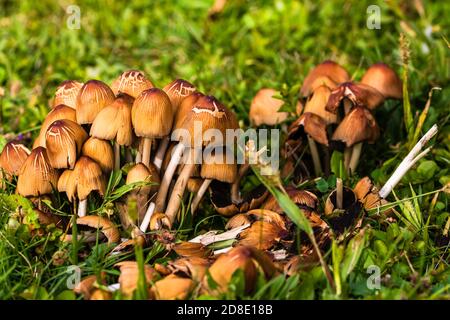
[115,261,156,298]
[53,80,83,109]
[163,79,197,112]
[57,169,73,193]
[361,63,402,99]
[332,106,380,147]
[45,119,88,169]
[307,75,338,95]
[326,82,385,113]
[288,112,329,146]
[16,147,60,197]
[131,88,174,138]
[81,137,114,174]
[249,88,289,126]
[304,85,337,125]
[90,93,134,146]
[126,162,160,196]
[65,156,106,201]
[201,147,237,183]
[76,80,115,125]
[0,141,31,179]
[187,178,203,193]
[152,275,194,300]
[173,92,205,134]
[300,60,350,97]
[110,70,154,98]
[76,215,120,244]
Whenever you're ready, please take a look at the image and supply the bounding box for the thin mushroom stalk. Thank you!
[114,142,121,171]
[141,138,152,168]
[191,179,212,214]
[307,135,322,176]
[336,178,343,209]
[379,124,438,199]
[348,142,363,175]
[153,136,170,171]
[78,199,88,217]
[231,163,250,204]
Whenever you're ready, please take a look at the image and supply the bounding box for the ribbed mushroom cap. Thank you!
[81,137,114,174]
[53,80,83,109]
[66,156,106,201]
[361,63,402,99]
[300,60,350,97]
[0,141,31,179]
[57,169,73,193]
[180,95,238,147]
[201,147,237,183]
[90,93,134,146]
[76,80,115,124]
[249,88,289,126]
[288,112,329,146]
[126,162,160,195]
[304,85,337,125]
[163,79,196,112]
[131,88,174,138]
[326,82,385,113]
[115,261,156,298]
[76,215,120,244]
[263,187,318,212]
[332,106,380,147]
[35,104,77,148]
[45,119,88,169]
[110,70,154,98]
[16,147,60,197]
[173,91,205,132]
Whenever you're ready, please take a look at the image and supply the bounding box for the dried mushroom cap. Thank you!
[173,241,212,258]
[76,80,115,124]
[263,188,318,212]
[126,162,160,195]
[131,88,174,138]
[173,92,205,131]
[361,63,402,99]
[0,141,30,178]
[353,176,389,211]
[89,289,112,300]
[246,209,287,229]
[152,274,194,300]
[45,119,88,169]
[35,104,77,148]
[16,147,60,197]
[76,215,120,244]
[201,147,237,183]
[53,80,83,109]
[326,82,385,113]
[149,212,171,230]
[288,112,329,146]
[332,106,380,147]
[300,60,350,97]
[66,156,106,201]
[73,275,97,299]
[81,137,114,174]
[168,257,209,283]
[163,79,197,112]
[249,88,289,126]
[110,70,154,98]
[115,261,156,297]
[90,93,134,146]
[225,213,252,230]
[304,85,337,125]
[238,220,288,250]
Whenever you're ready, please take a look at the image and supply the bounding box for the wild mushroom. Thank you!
[332,106,380,174]
[190,146,237,214]
[81,137,114,175]
[152,274,194,300]
[0,141,30,186]
[303,85,337,125]
[45,119,88,169]
[110,70,153,98]
[249,88,289,126]
[90,93,135,170]
[115,261,156,298]
[361,63,402,99]
[76,80,115,125]
[53,80,83,109]
[76,215,120,244]
[131,88,173,168]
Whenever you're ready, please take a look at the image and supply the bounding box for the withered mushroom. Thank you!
[115,261,156,298]
[249,88,289,126]
[0,141,30,186]
[110,70,153,98]
[76,80,115,125]
[76,215,120,244]
[53,80,83,109]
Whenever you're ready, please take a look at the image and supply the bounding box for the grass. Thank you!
[0,0,449,299]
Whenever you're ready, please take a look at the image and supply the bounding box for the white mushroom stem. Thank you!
[135,138,144,163]
[379,124,438,199]
[189,223,251,246]
[114,142,121,171]
[139,202,155,232]
[336,178,343,209]
[191,178,212,215]
[78,199,87,217]
[231,163,249,204]
[344,147,352,171]
[141,138,152,168]
[307,135,322,176]
[348,142,363,175]
[135,152,142,163]
[153,136,170,171]
[154,143,185,212]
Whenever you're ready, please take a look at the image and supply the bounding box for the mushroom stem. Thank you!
[125,147,133,163]
[336,178,343,209]
[379,124,438,199]
[78,199,88,217]
[142,138,152,168]
[139,202,155,232]
[231,163,249,204]
[155,143,185,212]
[191,179,212,215]
[344,147,352,171]
[348,142,362,175]
[114,142,121,171]
[307,135,322,176]
[153,136,170,171]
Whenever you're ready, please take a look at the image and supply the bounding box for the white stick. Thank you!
[153,136,170,171]
[190,179,212,215]
[189,223,251,246]
[78,199,88,217]
[139,202,155,232]
[379,124,438,199]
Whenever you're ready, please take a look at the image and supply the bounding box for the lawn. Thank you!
[0,0,449,300]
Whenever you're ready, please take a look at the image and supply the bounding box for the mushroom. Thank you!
[190,146,237,214]
[303,85,337,125]
[53,80,83,109]
[360,63,402,99]
[152,274,194,300]
[110,70,153,98]
[76,80,115,125]
[131,88,173,168]
[0,141,30,186]
[45,119,88,169]
[90,93,135,170]
[332,106,380,174]
[249,88,289,126]
[115,261,156,298]
[76,215,120,244]
[16,147,60,206]
[81,137,114,175]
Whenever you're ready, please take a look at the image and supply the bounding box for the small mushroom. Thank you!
[303,85,337,125]
[163,79,197,112]
[110,70,154,98]
[353,176,390,212]
[115,261,156,298]
[76,215,120,244]
[324,186,362,235]
[76,80,115,125]
[53,80,83,109]
[81,137,114,175]
[0,141,30,185]
[249,88,289,126]
[361,63,402,99]
[152,274,194,300]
